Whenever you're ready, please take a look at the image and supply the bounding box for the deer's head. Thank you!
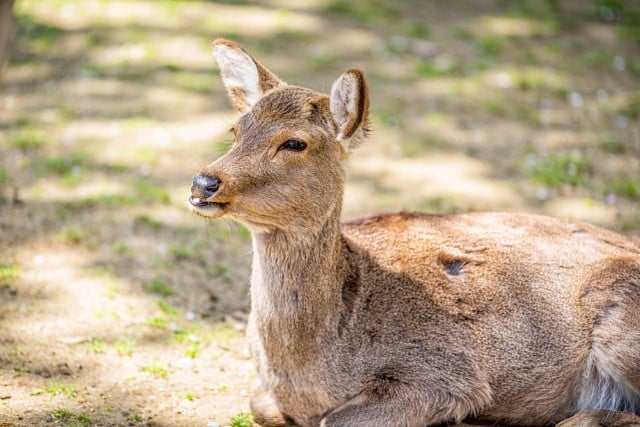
[189,39,369,233]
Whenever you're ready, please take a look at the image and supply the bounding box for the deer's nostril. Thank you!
[191,174,222,199]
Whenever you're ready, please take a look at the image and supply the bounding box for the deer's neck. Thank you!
[250,205,347,362]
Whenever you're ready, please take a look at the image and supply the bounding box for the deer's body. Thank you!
[190,39,640,426]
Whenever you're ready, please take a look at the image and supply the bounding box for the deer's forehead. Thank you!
[236,87,331,132]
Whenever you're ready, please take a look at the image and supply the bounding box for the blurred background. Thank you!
[0,1,639,425]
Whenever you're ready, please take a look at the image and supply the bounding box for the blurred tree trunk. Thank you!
[0,0,15,79]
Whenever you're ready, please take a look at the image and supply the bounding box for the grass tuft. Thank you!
[85,338,107,354]
[0,264,19,287]
[156,299,179,316]
[145,316,167,329]
[526,154,591,188]
[147,280,173,297]
[114,337,135,357]
[50,408,73,420]
[230,412,255,427]
[42,379,78,397]
[142,360,168,378]
[8,130,45,151]
[607,180,639,200]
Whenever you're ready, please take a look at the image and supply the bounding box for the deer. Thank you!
[188,39,640,427]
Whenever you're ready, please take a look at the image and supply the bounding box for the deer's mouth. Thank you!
[188,196,229,217]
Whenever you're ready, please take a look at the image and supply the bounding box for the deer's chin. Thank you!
[188,197,229,219]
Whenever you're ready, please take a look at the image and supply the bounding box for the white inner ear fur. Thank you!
[212,44,261,107]
[330,73,358,143]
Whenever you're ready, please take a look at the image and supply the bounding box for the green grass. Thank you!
[172,327,201,345]
[526,154,591,188]
[599,138,628,154]
[10,348,25,357]
[156,299,179,316]
[133,180,171,204]
[95,307,120,320]
[53,409,92,427]
[214,383,229,393]
[185,343,200,359]
[309,52,339,71]
[169,71,215,94]
[0,169,9,186]
[42,154,85,175]
[415,58,461,77]
[134,214,162,230]
[82,194,137,208]
[75,413,93,424]
[50,408,73,420]
[180,391,196,401]
[8,130,45,151]
[230,412,255,427]
[607,180,639,200]
[28,153,90,187]
[512,69,568,97]
[114,337,135,356]
[85,338,107,354]
[129,413,144,422]
[145,316,167,329]
[209,324,242,349]
[619,93,640,120]
[0,264,19,287]
[170,245,191,260]
[53,227,85,245]
[142,360,168,378]
[123,146,158,165]
[322,0,400,24]
[475,35,503,57]
[42,379,78,397]
[407,22,430,39]
[15,13,64,53]
[147,280,173,297]
[483,97,509,117]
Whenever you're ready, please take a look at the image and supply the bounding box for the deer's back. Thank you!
[340,211,640,338]
[338,212,640,423]
[341,212,640,301]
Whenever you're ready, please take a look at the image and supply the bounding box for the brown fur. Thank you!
[189,39,640,427]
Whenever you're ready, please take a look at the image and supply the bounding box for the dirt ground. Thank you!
[1,1,639,426]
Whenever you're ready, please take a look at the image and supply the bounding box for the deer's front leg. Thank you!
[251,388,296,427]
[320,384,485,427]
[557,409,640,427]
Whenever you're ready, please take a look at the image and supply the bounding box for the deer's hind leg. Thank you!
[320,379,491,427]
[578,258,640,414]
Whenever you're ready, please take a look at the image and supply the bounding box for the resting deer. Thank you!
[189,39,640,427]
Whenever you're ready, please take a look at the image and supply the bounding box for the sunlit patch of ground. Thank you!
[1,0,639,425]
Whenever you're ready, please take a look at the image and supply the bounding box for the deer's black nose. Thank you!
[191,174,222,200]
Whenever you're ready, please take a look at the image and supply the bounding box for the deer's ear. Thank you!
[212,39,285,113]
[330,69,370,151]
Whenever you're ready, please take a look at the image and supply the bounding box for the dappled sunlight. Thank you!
[26,177,128,202]
[345,150,522,218]
[475,16,555,37]
[2,0,640,424]
[0,241,254,422]
[3,248,134,340]
[89,35,212,69]
[204,4,323,36]
[19,1,177,30]
[543,196,618,225]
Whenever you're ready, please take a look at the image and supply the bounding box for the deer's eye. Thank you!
[278,139,307,152]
